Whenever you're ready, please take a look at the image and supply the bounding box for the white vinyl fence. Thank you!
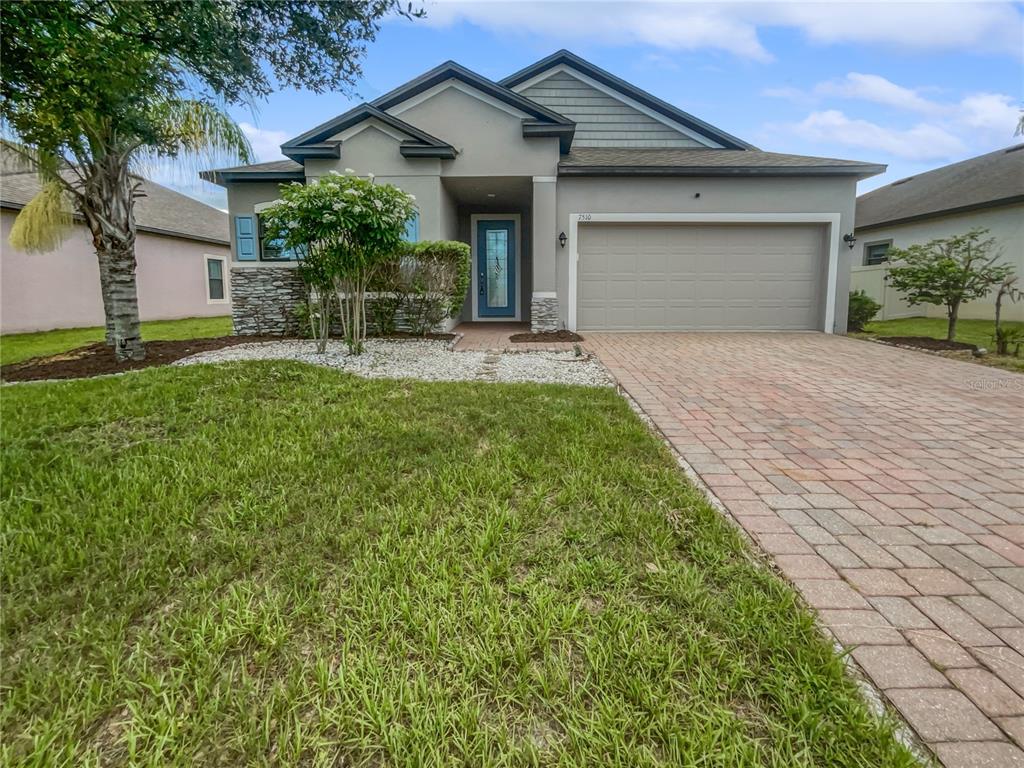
[850,264,917,321]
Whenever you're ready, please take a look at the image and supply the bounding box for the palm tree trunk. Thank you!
[97,252,116,346]
[80,154,144,361]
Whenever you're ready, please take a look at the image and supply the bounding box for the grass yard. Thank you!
[0,315,232,365]
[862,316,1024,372]
[1,362,915,766]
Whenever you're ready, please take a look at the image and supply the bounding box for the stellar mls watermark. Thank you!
[965,377,1024,392]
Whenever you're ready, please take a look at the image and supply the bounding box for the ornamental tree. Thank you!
[1,0,419,361]
[885,228,1012,341]
[261,173,417,354]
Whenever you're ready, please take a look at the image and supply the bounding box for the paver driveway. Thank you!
[586,332,1024,768]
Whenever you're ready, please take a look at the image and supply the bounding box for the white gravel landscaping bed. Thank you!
[175,339,613,387]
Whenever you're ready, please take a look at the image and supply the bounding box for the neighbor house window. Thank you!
[864,241,891,266]
[206,256,227,302]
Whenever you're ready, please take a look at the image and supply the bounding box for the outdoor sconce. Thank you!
[843,233,857,249]
[558,231,567,248]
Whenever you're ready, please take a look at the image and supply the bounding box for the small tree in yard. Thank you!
[885,228,1013,341]
[994,273,1022,356]
[261,173,416,354]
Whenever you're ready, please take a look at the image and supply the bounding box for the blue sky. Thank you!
[172,1,1023,209]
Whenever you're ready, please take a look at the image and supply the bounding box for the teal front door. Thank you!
[476,219,516,318]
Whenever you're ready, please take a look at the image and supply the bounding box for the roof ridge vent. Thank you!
[1005,144,1024,154]
[891,176,915,186]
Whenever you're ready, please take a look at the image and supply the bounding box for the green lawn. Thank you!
[862,316,1024,372]
[1,362,914,767]
[0,315,232,365]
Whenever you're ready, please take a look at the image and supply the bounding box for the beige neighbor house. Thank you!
[853,144,1024,322]
[204,50,884,336]
[1,154,231,334]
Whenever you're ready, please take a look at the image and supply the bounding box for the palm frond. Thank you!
[8,181,73,253]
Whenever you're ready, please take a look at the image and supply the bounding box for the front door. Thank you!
[476,219,516,318]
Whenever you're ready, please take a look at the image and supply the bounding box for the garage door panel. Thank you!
[578,223,824,331]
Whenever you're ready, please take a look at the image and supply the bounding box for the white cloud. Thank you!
[957,92,1020,133]
[239,122,289,162]
[421,1,1023,61]
[784,109,966,160]
[815,73,940,114]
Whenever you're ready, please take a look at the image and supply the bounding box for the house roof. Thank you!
[558,148,886,178]
[281,104,456,162]
[1,169,229,245]
[856,144,1024,230]
[200,159,305,186]
[500,49,755,151]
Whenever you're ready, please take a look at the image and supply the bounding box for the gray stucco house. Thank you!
[853,144,1024,322]
[204,50,884,335]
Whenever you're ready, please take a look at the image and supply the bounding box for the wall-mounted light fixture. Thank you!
[558,231,567,248]
[843,233,857,250]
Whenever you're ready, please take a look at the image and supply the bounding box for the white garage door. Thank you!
[577,223,826,331]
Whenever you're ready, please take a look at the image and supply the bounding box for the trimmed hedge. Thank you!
[370,240,471,335]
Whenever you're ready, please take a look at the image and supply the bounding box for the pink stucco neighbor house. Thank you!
[1,158,231,334]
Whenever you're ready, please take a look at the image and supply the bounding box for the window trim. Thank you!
[863,239,893,267]
[205,254,229,304]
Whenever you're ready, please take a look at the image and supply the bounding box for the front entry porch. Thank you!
[453,322,579,352]
[441,176,559,332]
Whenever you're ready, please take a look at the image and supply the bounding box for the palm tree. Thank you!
[7,101,249,360]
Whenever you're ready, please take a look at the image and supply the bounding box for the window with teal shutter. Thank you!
[234,215,256,261]
[403,211,420,242]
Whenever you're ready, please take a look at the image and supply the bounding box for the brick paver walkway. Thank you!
[454,322,578,352]
[586,332,1024,768]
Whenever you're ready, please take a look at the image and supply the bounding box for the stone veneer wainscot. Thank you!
[230,266,306,336]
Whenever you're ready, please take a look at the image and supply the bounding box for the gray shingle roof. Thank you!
[856,144,1024,230]
[200,158,304,186]
[1,170,229,244]
[558,148,885,177]
[206,159,304,174]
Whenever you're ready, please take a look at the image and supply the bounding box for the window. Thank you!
[258,214,293,261]
[403,210,420,242]
[864,241,891,266]
[206,256,227,302]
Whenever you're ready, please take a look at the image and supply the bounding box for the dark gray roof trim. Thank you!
[559,165,885,178]
[282,104,455,161]
[501,49,755,151]
[522,121,575,153]
[200,158,305,186]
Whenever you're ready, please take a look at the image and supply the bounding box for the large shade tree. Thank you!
[1,0,419,360]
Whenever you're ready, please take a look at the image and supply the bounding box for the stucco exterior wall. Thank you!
[1,209,230,333]
[555,175,858,332]
[854,203,1024,322]
[390,84,560,178]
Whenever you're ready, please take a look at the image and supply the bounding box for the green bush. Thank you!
[370,240,471,335]
[847,290,881,332]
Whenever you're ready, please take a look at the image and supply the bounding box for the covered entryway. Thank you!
[576,222,827,331]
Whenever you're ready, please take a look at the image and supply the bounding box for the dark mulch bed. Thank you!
[1,336,280,383]
[878,336,977,352]
[509,330,584,343]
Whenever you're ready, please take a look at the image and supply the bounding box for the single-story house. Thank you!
[853,144,1024,322]
[2,151,231,334]
[204,49,884,335]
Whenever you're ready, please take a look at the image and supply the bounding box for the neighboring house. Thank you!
[1,155,231,334]
[853,145,1024,322]
[204,50,884,335]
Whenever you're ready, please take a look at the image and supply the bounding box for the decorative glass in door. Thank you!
[476,220,516,317]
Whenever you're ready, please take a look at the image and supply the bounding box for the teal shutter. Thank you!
[234,215,256,261]
[403,211,420,242]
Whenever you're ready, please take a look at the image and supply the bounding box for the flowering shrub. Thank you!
[261,171,417,353]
